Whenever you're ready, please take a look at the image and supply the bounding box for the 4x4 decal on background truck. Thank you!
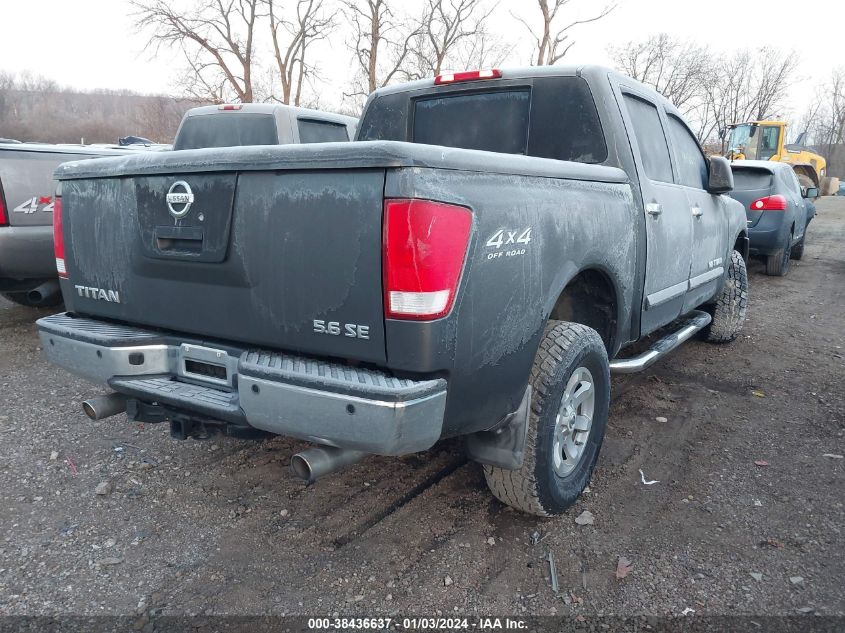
[13,196,53,214]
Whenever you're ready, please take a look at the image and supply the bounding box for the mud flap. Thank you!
[465,386,531,470]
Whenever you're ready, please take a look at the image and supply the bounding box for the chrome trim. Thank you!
[238,375,446,455]
[688,266,724,290]
[39,332,172,383]
[610,310,712,374]
[178,343,238,389]
[646,280,688,309]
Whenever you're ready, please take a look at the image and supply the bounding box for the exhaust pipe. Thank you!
[27,280,60,306]
[290,446,367,483]
[82,393,127,421]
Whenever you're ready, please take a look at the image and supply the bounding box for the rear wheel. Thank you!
[703,249,748,344]
[765,233,792,276]
[483,322,610,516]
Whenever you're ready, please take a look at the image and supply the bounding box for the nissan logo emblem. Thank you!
[166,181,194,218]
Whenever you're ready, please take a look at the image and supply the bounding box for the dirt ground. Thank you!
[1,197,843,620]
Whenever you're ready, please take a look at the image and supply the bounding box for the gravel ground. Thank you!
[0,198,843,620]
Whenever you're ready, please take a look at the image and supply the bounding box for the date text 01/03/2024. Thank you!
[306,617,528,630]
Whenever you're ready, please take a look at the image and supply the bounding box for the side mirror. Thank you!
[803,187,819,199]
[707,156,734,194]
[718,128,726,140]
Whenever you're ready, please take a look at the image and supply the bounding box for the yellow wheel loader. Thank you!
[725,121,828,192]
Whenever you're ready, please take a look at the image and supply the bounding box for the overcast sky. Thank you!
[0,0,841,117]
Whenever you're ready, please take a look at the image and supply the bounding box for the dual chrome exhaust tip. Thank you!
[81,393,127,421]
[290,446,367,483]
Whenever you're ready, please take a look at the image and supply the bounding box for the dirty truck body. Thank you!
[39,66,748,515]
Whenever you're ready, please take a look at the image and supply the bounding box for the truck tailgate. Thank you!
[61,168,387,363]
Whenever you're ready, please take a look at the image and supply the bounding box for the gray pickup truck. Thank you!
[0,143,132,306]
[38,66,749,516]
[1,104,355,308]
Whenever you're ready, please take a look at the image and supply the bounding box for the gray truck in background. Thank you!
[39,66,748,516]
[173,104,357,150]
[0,104,357,308]
[0,143,134,307]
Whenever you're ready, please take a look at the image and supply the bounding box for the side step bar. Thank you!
[609,310,712,374]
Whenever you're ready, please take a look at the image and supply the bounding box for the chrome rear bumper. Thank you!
[37,313,446,455]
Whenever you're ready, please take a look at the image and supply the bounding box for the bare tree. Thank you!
[342,0,422,98]
[131,0,262,103]
[409,0,489,77]
[806,68,845,174]
[266,0,335,106]
[453,29,513,71]
[516,0,615,66]
[703,48,799,147]
[609,34,712,114]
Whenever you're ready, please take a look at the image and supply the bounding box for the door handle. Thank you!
[646,203,663,217]
[691,206,703,218]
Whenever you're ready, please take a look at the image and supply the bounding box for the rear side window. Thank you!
[623,95,673,184]
[667,115,708,190]
[731,169,774,190]
[297,119,349,143]
[414,90,530,155]
[527,77,607,163]
[783,168,802,195]
[174,114,278,150]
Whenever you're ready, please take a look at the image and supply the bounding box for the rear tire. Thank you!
[765,234,792,276]
[1,291,62,308]
[483,322,610,516]
[703,249,748,344]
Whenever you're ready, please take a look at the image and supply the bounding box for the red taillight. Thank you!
[218,104,243,110]
[53,195,67,278]
[434,69,502,85]
[383,199,472,320]
[749,194,787,211]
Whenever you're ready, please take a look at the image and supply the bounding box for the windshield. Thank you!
[727,124,759,160]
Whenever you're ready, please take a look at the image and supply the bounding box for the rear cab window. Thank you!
[297,119,350,143]
[413,90,530,154]
[174,114,278,150]
[359,76,608,164]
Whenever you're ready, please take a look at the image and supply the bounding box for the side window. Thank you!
[667,115,709,190]
[760,126,780,160]
[779,168,801,197]
[297,119,350,143]
[788,169,802,195]
[623,94,673,184]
